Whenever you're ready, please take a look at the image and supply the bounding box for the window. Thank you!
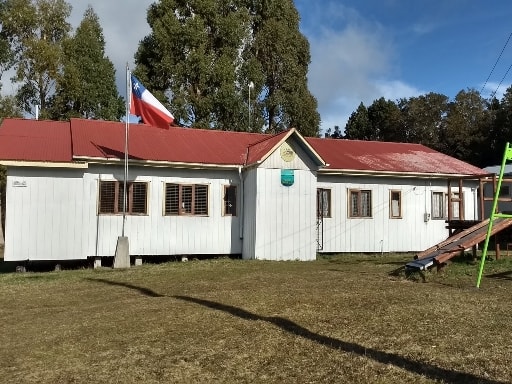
[432,191,463,220]
[98,181,148,215]
[349,189,372,218]
[165,183,209,216]
[448,192,463,220]
[223,185,237,216]
[317,188,331,218]
[390,190,402,218]
[499,185,510,197]
[432,191,445,219]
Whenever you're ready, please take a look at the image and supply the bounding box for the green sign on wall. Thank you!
[281,169,294,186]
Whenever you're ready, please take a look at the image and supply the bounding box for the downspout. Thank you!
[238,166,244,240]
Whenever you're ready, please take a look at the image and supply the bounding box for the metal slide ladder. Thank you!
[476,142,512,287]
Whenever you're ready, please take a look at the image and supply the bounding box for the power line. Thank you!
[490,62,512,99]
[480,32,512,95]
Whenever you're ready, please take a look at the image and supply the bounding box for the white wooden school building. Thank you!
[0,118,487,264]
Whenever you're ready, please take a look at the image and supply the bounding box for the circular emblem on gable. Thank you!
[280,142,295,162]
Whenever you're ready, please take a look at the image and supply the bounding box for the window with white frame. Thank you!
[349,189,372,218]
[98,181,148,215]
[164,183,209,216]
[390,190,402,218]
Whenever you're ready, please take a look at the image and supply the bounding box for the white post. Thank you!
[248,81,254,130]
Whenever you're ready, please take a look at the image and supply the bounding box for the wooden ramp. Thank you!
[406,217,512,271]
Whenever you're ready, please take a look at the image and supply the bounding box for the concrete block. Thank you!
[113,236,130,269]
[135,257,142,266]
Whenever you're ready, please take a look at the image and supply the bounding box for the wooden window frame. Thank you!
[317,188,331,218]
[164,183,209,216]
[432,191,464,220]
[98,180,148,215]
[431,191,445,219]
[223,185,237,216]
[389,190,402,219]
[349,189,372,218]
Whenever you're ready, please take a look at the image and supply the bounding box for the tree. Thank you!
[49,6,124,120]
[344,102,371,140]
[324,125,343,138]
[0,0,71,118]
[444,89,489,164]
[135,0,250,130]
[367,97,403,142]
[134,0,320,135]
[248,0,319,136]
[399,92,449,151]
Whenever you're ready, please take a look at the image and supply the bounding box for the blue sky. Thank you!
[46,1,512,133]
[295,0,512,132]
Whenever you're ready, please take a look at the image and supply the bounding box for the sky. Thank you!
[32,1,512,133]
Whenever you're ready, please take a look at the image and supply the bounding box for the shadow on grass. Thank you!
[485,270,512,281]
[85,278,164,297]
[174,295,505,384]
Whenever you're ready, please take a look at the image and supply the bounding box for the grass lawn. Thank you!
[1,252,512,383]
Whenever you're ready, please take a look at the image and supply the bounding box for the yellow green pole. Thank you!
[476,142,511,288]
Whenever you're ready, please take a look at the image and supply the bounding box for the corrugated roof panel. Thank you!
[0,118,71,162]
[71,119,268,165]
[0,118,487,177]
[307,137,486,175]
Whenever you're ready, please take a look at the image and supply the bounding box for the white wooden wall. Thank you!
[4,156,480,262]
[5,165,243,261]
[86,165,243,258]
[5,168,88,261]
[317,175,479,253]
[243,138,318,261]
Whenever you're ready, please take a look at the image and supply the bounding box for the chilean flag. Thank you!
[130,75,174,129]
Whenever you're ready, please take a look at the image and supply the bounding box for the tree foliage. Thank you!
[49,6,124,120]
[134,0,319,135]
[340,87,512,167]
[0,0,71,118]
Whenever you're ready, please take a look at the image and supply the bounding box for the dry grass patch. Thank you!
[0,254,511,383]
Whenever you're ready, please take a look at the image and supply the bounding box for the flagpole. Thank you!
[113,64,131,269]
[122,65,130,237]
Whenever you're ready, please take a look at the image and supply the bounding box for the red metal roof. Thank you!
[246,130,290,165]
[71,119,267,165]
[0,118,487,176]
[0,118,71,162]
[306,137,486,175]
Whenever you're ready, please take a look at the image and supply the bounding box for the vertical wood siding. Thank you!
[88,165,243,258]
[5,168,87,261]
[5,165,243,261]
[4,158,480,262]
[317,175,479,253]
[252,168,317,260]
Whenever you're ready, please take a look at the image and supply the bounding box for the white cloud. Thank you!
[305,4,423,134]
[480,81,507,100]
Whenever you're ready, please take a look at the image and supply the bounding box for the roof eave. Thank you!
[73,156,244,170]
[0,160,88,169]
[319,168,485,179]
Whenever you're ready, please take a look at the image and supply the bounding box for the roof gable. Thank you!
[246,128,325,167]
